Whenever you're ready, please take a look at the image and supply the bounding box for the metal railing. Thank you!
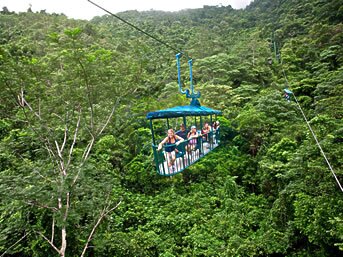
[152,130,220,176]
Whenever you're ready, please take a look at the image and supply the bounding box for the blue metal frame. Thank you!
[175,53,201,100]
[147,52,222,176]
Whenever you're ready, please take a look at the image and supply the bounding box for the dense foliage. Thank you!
[0,0,342,256]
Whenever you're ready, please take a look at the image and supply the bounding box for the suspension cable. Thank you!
[280,60,343,193]
[87,0,191,59]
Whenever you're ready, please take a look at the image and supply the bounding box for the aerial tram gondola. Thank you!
[147,53,222,176]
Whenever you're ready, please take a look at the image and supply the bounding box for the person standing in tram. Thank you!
[157,129,184,172]
[176,124,188,140]
[201,122,211,142]
[187,125,199,152]
[212,121,220,144]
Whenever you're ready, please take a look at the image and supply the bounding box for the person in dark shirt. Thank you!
[176,124,188,140]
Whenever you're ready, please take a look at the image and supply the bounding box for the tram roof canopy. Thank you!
[146,104,222,120]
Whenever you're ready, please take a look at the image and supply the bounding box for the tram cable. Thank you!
[87,0,191,60]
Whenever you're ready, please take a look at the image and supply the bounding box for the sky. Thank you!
[0,0,253,20]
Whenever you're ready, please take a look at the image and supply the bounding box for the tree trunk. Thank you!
[60,227,66,257]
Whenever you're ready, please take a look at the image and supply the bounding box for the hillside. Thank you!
[0,0,342,256]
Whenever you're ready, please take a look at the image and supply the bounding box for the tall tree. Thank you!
[0,27,126,256]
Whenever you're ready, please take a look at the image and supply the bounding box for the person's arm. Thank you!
[190,133,198,139]
[175,135,184,145]
[157,137,168,151]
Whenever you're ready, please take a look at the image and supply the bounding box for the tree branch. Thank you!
[96,97,120,136]
[60,125,68,154]
[66,108,81,170]
[71,134,94,188]
[26,200,58,212]
[81,133,95,162]
[55,140,66,176]
[18,95,61,172]
[0,232,31,257]
[22,98,42,120]
[51,217,55,244]
[77,59,94,131]
[80,200,122,257]
[36,231,60,255]
[64,192,70,222]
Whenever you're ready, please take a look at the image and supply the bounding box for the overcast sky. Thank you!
[0,0,253,20]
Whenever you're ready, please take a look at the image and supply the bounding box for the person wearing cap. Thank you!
[186,125,199,152]
[176,124,188,140]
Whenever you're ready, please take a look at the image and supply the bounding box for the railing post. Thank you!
[210,115,213,150]
[149,119,156,145]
